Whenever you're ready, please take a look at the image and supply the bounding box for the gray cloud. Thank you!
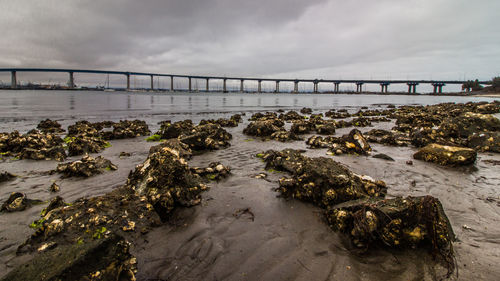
[0,0,498,81]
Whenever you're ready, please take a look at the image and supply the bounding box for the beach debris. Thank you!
[101,119,150,140]
[262,149,386,207]
[326,196,456,276]
[233,208,255,221]
[191,162,231,181]
[36,119,65,134]
[1,192,42,213]
[4,235,137,281]
[413,143,477,166]
[49,182,60,192]
[56,155,117,177]
[0,171,15,183]
[120,151,131,158]
[243,119,285,137]
[372,153,395,161]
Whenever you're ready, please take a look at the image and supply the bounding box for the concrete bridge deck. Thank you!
[0,68,491,94]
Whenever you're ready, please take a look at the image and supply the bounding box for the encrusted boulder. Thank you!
[315,122,336,135]
[413,143,477,166]
[36,119,65,134]
[262,149,386,207]
[300,107,313,114]
[290,120,315,135]
[1,130,67,161]
[326,196,455,276]
[467,132,500,152]
[179,123,232,151]
[156,120,194,139]
[306,129,371,155]
[0,171,15,183]
[190,162,231,181]
[101,119,150,140]
[243,119,284,137]
[67,135,109,156]
[270,130,303,142]
[149,138,193,159]
[56,155,117,178]
[3,235,137,281]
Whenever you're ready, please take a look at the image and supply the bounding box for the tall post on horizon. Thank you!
[294,81,299,93]
[68,72,75,89]
[275,81,280,93]
[223,78,227,93]
[258,80,262,93]
[126,73,130,91]
[150,75,154,90]
[206,78,209,92]
[240,79,244,92]
[188,77,192,92]
[11,71,17,89]
[170,76,174,91]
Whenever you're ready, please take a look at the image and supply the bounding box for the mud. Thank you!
[0,96,499,280]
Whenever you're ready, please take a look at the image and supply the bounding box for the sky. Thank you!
[0,0,499,87]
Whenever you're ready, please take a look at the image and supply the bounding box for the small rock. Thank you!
[413,143,477,166]
[49,182,60,192]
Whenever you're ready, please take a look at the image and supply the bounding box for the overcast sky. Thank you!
[1,0,499,81]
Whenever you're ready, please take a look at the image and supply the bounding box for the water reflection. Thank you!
[69,95,75,110]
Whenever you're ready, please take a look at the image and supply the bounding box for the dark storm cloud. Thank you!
[0,0,499,80]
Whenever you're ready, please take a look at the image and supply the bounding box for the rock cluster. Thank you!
[306,129,371,155]
[1,192,42,212]
[36,119,65,134]
[56,155,117,178]
[0,130,66,161]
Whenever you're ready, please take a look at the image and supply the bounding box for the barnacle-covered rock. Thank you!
[326,196,456,276]
[56,155,117,178]
[179,123,232,151]
[290,120,315,135]
[262,149,386,207]
[0,130,67,161]
[243,119,284,137]
[306,129,371,155]
[191,162,231,181]
[300,107,312,114]
[278,110,303,121]
[270,130,303,142]
[36,119,65,134]
[315,122,336,135]
[249,112,278,121]
[365,129,409,146]
[67,135,109,156]
[101,119,150,140]
[1,192,42,213]
[149,138,192,159]
[4,235,137,281]
[351,117,372,127]
[325,109,351,119]
[467,132,500,152]
[156,120,194,139]
[126,146,207,220]
[413,143,477,166]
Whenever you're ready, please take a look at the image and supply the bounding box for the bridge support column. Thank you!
[188,77,192,92]
[334,82,340,93]
[68,72,75,89]
[438,84,444,93]
[313,81,318,93]
[407,83,418,94]
[294,81,299,93]
[206,79,209,92]
[11,71,17,89]
[150,75,154,90]
[170,76,174,91]
[380,83,389,93]
[126,74,130,91]
[258,80,262,93]
[223,79,227,93]
[275,81,280,93]
[356,83,363,93]
[240,80,244,92]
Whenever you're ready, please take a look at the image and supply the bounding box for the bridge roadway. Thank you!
[0,68,491,94]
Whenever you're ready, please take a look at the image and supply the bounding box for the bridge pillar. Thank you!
[240,80,244,92]
[150,75,154,90]
[188,77,192,92]
[275,81,280,93]
[170,76,174,91]
[126,74,130,91]
[380,83,389,93]
[68,72,75,89]
[334,82,340,93]
[206,79,209,92]
[356,82,364,93]
[294,81,299,93]
[438,84,444,93]
[313,81,319,93]
[223,79,227,93]
[407,83,418,94]
[258,80,262,93]
[11,71,17,89]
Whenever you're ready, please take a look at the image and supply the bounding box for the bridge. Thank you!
[0,68,491,94]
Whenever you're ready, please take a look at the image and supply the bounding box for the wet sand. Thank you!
[0,91,499,280]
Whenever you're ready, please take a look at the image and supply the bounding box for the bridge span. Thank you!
[0,68,491,94]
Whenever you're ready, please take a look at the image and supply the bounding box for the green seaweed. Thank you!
[92,226,107,239]
[145,134,162,142]
[103,142,112,148]
[29,218,46,229]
